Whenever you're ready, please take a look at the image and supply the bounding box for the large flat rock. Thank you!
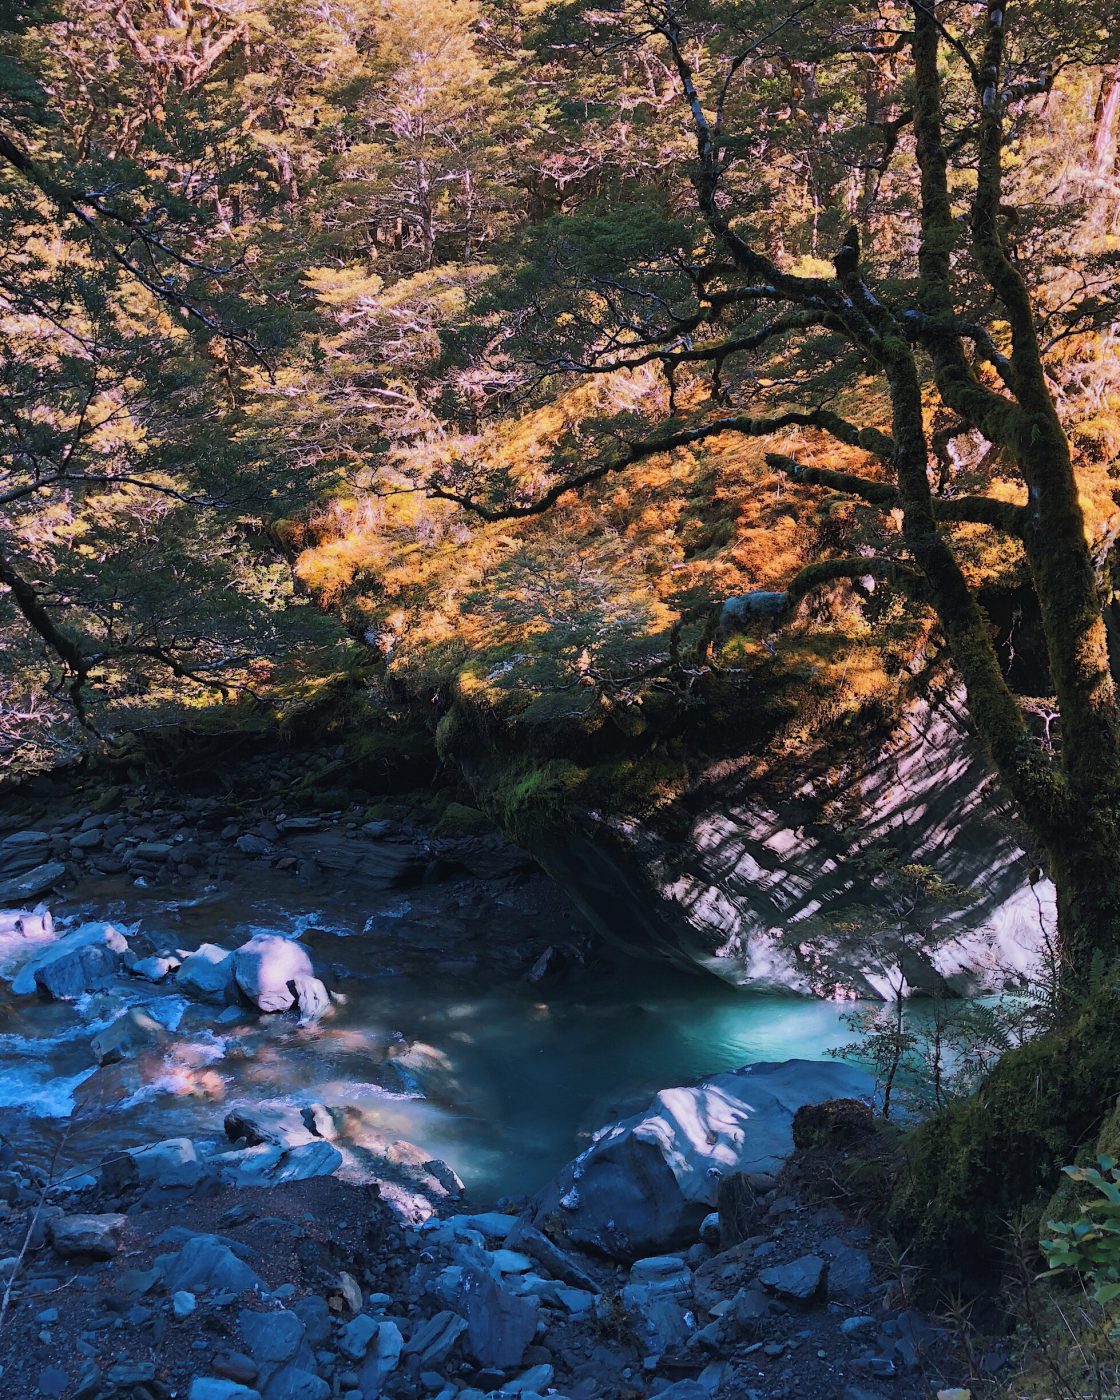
[529,1059,874,1261]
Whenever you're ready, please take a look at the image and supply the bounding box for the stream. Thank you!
[0,868,864,1204]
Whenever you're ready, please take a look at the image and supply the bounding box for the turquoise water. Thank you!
[0,882,864,1203]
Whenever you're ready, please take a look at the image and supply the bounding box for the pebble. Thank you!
[174,1289,197,1318]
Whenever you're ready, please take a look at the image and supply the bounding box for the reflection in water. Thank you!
[0,879,865,1203]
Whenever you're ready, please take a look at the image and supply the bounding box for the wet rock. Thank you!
[758,1253,828,1303]
[49,1213,126,1259]
[530,1059,874,1260]
[130,954,180,982]
[0,905,53,938]
[293,976,332,1023]
[233,934,314,1013]
[8,922,128,996]
[0,860,67,907]
[177,943,238,1004]
[90,1006,168,1064]
[225,1105,317,1151]
[209,1140,342,1187]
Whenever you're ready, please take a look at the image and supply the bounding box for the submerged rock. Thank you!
[530,1059,874,1260]
[90,1006,168,1064]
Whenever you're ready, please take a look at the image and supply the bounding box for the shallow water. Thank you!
[0,875,865,1203]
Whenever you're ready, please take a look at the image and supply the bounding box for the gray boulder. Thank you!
[404,1312,466,1367]
[9,922,128,996]
[758,1253,828,1303]
[261,1369,327,1400]
[358,1319,403,1392]
[49,1213,126,1259]
[0,830,53,871]
[176,943,237,1004]
[130,954,180,982]
[233,934,314,1013]
[189,1383,261,1400]
[224,1104,317,1150]
[530,1059,874,1261]
[0,861,67,905]
[238,1308,307,1365]
[155,1234,264,1295]
[126,1137,204,1190]
[460,1265,538,1368]
[208,1140,342,1187]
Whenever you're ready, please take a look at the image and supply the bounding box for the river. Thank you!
[0,868,863,1203]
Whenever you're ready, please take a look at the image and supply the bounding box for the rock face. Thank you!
[529,1059,875,1261]
[532,687,1053,997]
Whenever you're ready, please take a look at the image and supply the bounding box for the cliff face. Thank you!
[527,687,1052,998]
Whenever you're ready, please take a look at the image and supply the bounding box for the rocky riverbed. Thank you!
[0,776,977,1399]
[0,1060,977,1400]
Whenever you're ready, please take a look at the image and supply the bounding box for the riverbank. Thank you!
[0,1067,975,1400]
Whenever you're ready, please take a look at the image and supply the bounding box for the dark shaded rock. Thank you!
[758,1253,828,1303]
[49,1213,126,1259]
[460,1266,538,1369]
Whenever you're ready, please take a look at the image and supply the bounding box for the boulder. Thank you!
[460,1265,538,1368]
[177,943,237,1004]
[224,1104,317,1150]
[189,1383,261,1400]
[154,1233,264,1295]
[293,976,331,1023]
[758,1253,828,1303]
[238,1308,307,1365]
[404,1311,466,1367]
[0,861,68,905]
[0,832,54,878]
[49,1212,126,1259]
[9,922,128,996]
[90,1006,168,1064]
[208,1140,342,1187]
[527,687,1054,998]
[261,1368,328,1400]
[530,1059,875,1261]
[233,934,314,1013]
[124,1137,204,1190]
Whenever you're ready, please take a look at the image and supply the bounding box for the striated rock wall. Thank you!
[529,687,1054,999]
